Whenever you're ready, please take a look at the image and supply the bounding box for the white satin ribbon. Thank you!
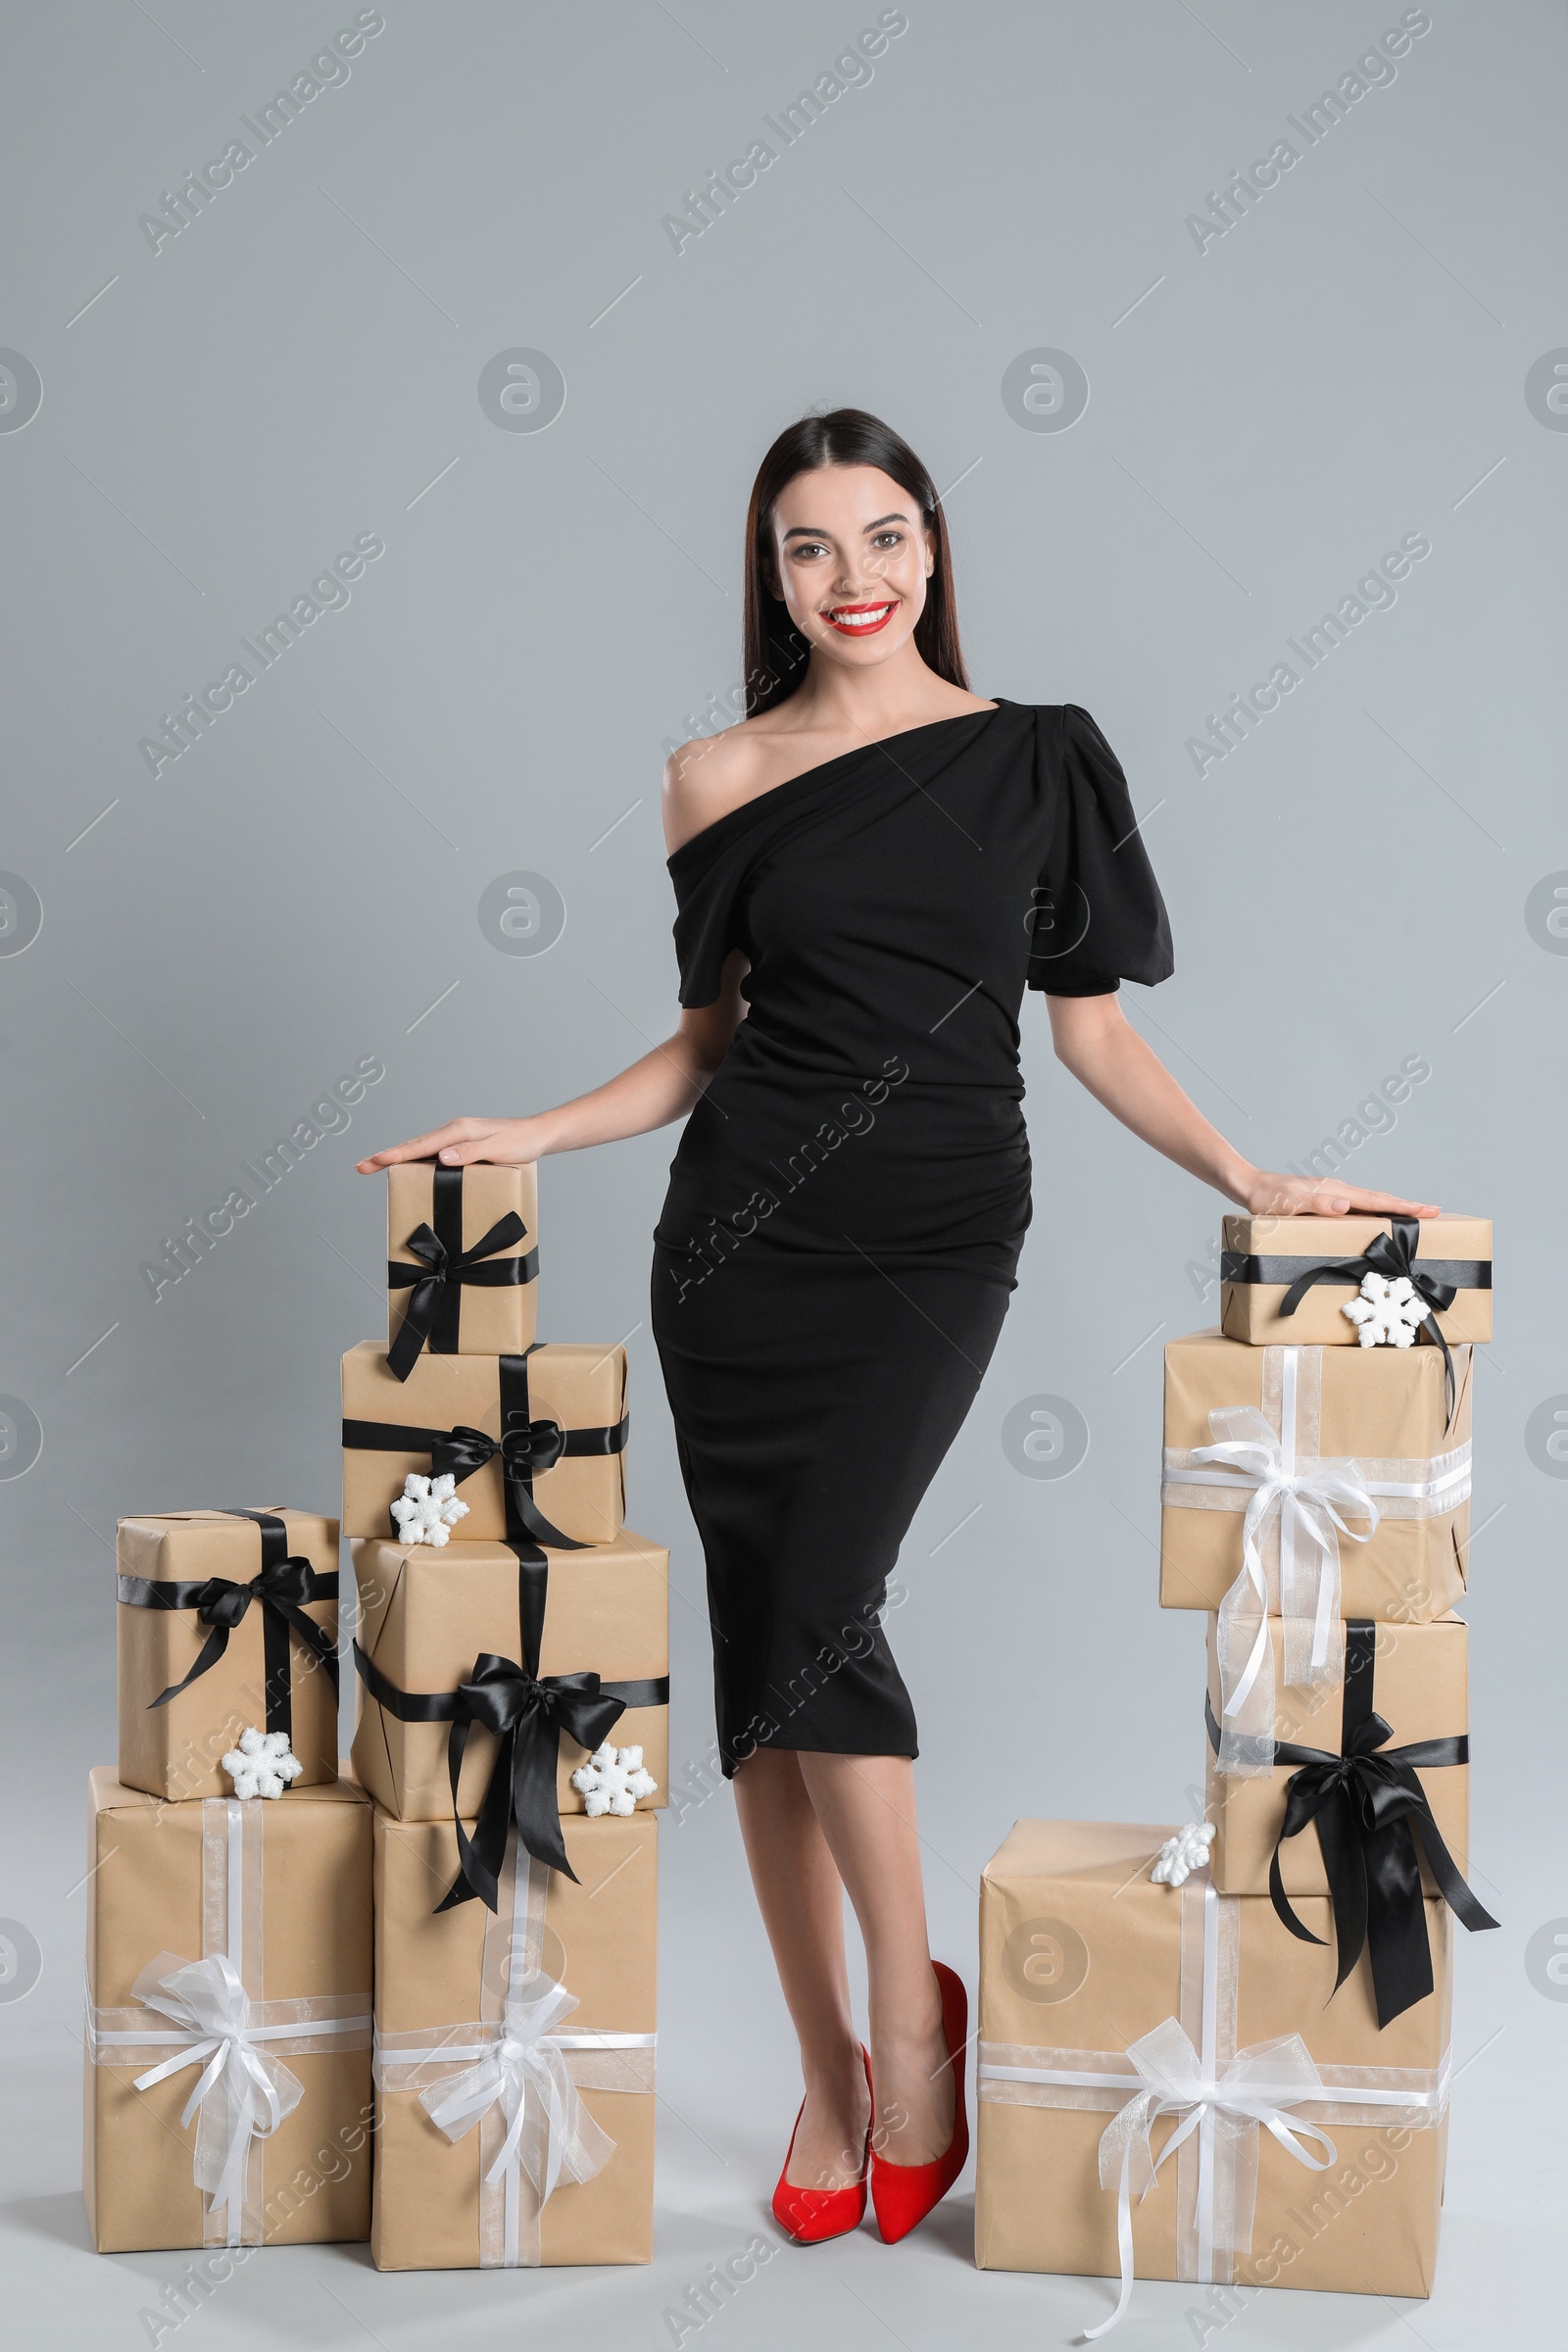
[126,1952,296,2219]
[1197,1406,1375,1699]
[1085,2019,1336,2339]
[1167,1352,1377,1772]
[418,1970,616,2207]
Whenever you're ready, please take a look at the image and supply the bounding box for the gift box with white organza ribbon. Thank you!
[370,1807,657,2269]
[974,1819,1451,2325]
[1159,1335,1473,1694]
[83,1769,372,2253]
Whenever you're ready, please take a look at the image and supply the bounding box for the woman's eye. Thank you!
[872,531,903,549]
[790,542,829,562]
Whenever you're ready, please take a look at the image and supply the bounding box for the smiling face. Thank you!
[764,465,934,674]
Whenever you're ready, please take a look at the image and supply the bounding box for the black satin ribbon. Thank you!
[387,1165,538,1380]
[1205,1619,1497,2027]
[1273,1213,1462,1418]
[119,1508,339,1742]
[353,1543,668,1908]
[343,1348,627,1549]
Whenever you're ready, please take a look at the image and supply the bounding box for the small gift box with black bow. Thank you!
[1219,1212,1491,1348]
[117,1509,340,1802]
[386,1161,539,1378]
[341,1341,628,1546]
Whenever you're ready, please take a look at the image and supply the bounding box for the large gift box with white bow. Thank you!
[350,1531,669,1823]
[341,1340,628,1544]
[1159,1332,1473,1626]
[386,1161,539,1376]
[1218,1212,1491,1348]
[974,1819,1451,2317]
[83,1769,372,2253]
[370,1808,657,2269]
[117,1508,339,1802]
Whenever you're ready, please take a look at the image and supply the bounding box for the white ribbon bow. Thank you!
[129,1953,301,2219]
[1194,1404,1377,1726]
[1086,2018,1337,2340]
[419,1970,614,2203]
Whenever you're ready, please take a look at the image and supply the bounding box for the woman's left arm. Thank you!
[1045,992,1439,1219]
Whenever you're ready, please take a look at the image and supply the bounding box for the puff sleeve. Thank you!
[1026,704,1175,996]
[667,828,750,1008]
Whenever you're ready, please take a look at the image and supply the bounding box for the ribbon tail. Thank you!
[510,1716,577,1884]
[1362,1819,1433,2028]
[149,1621,230,1709]
[1268,1838,1328,1949]
[1315,1794,1371,1997]
[387,1269,444,1382]
[437,1721,514,1913]
[1401,1791,1499,1937]
[1082,2134,1141,2341]
[270,1596,341,1695]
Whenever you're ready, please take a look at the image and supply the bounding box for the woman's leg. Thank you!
[795,1753,955,2166]
[732,1748,872,2188]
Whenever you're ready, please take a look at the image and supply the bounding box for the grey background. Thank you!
[2,1,1564,2344]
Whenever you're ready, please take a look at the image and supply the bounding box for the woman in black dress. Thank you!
[362,409,1434,2244]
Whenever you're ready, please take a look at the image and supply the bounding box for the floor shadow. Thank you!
[2,2192,95,2253]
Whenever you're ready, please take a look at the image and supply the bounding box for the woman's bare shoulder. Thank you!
[662,715,794,855]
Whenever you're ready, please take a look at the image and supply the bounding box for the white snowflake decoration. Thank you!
[1151,1821,1215,1887]
[1342,1271,1427,1349]
[390,1471,469,1546]
[570,1742,659,1817]
[221,1726,303,1801]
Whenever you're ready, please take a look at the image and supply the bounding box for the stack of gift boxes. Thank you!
[86,1161,667,2272]
[973,1213,1494,2325]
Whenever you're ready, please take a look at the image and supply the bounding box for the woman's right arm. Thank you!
[354,953,748,1172]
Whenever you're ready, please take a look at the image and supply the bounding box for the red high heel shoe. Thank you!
[770,2044,873,2244]
[868,1961,969,2244]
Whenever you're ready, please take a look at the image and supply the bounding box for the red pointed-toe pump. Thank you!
[868,1961,969,2244]
[770,2044,874,2245]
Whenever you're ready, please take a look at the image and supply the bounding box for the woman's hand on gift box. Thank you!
[357,1114,549,1172]
[1236,1172,1440,1218]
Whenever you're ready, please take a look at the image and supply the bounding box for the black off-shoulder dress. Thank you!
[651,700,1173,1777]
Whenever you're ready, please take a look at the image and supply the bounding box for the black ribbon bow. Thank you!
[353,1544,668,1909]
[119,1508,339,1745]
[343,1348,627,1550]
[1206,1619,1496,2026]
[387,1164,538,1380]
[1275,1213,1462,1419]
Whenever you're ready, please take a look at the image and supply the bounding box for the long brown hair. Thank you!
[741,408,969,717]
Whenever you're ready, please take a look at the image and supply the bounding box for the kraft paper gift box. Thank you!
[83,1769,372,2254]
[1205,1613,1471,1894]
[1159,1332,1473,1634]
[371,1810,657,2269]
[341,1340,627,1544]
[1219,1211,1491,1348]
[117,1508,339,1802]
[351,1530,669,1826]
[975,1820,1452,2318]
[386,1161,539,1378]
[1202,1613,1495,2031]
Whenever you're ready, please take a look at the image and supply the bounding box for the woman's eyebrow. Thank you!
[781,511,911,542]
